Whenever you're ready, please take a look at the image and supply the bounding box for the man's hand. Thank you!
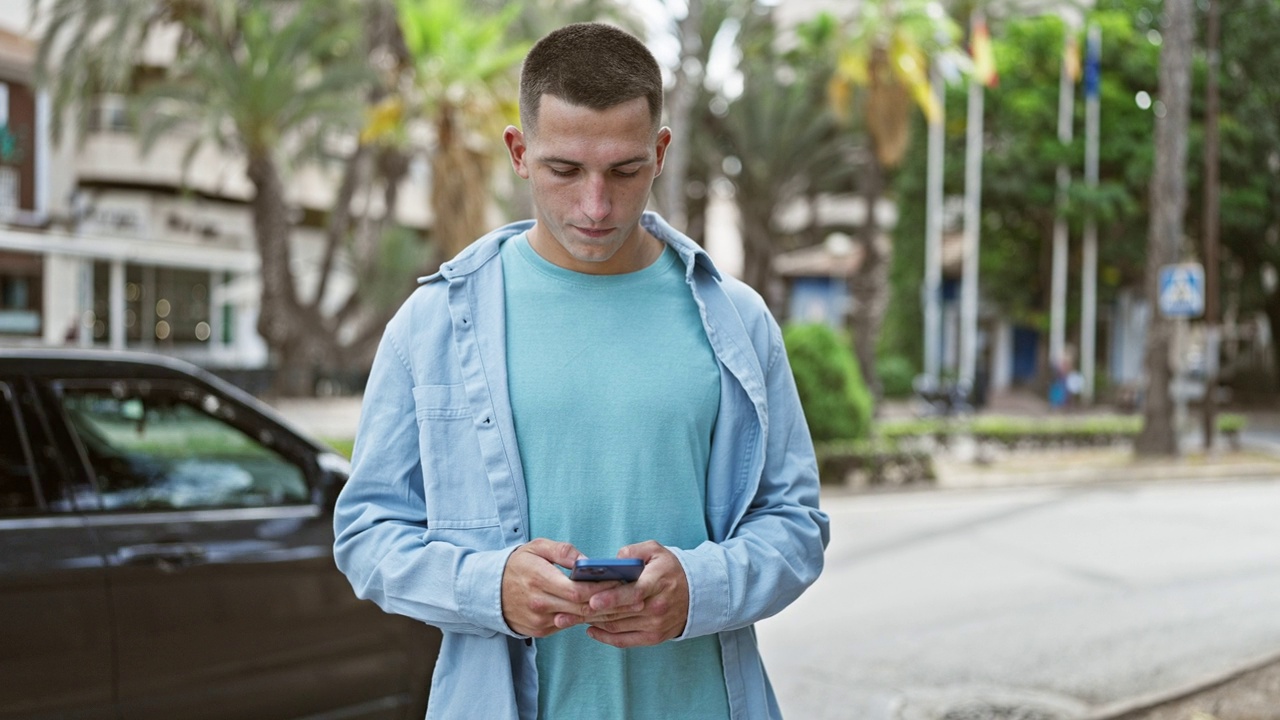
[501,539,637,637]
[577,541,690,649]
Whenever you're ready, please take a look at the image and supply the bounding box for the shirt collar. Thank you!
[419,212,722,284]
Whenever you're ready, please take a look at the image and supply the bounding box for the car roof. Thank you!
[0,348,218,382]
[0,348,330,454]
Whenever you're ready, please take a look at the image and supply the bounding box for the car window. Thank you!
[59,383,309,511]
[0,382,40,514]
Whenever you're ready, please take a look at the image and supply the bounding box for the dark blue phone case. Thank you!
[569,558,644,582]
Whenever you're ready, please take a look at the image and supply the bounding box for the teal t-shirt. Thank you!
[502,233,730,720]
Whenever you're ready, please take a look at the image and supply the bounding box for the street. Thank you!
[759,476,1280,719]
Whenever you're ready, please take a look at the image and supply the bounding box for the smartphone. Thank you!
[569,558,644,582]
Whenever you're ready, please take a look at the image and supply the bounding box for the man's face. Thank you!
[504,95,671,275]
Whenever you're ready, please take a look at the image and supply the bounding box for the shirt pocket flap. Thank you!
[413,383,471,420]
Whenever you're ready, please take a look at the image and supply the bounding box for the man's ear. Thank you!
[652,127,673,177]
[504,126,530,179]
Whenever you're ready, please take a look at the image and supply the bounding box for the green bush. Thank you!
[815,438,935,486]
[877,355,917,398]
[783,323,873,442]
[1217,413,1247,434]
[323,437,355,459]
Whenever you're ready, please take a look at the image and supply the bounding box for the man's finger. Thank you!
[522,538,585,569]
[586,626,663,649]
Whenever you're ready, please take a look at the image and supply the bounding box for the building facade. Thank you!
[0,15,431,378]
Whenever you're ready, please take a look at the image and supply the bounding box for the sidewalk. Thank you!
[883,390,1280,491]
[934,444,1280,491]
[270,395,363,440]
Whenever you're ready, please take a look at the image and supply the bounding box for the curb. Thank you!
[935,460,1280,491]
[1084,648,1280,719]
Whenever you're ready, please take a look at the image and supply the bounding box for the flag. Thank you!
[1064,33,1081,84]
[1084,27,1102,100]
[971,15,998,87]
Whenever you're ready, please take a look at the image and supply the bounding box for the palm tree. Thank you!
[824,0,959,399]
[35,0,409,395]
[709,9,860,303]
[395,0,528,262]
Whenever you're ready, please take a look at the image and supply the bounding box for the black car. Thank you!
[0,349,439,720]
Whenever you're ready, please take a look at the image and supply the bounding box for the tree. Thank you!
[1209,0,1280,390]
[655,0,704,233]
[35,0,418,395]
[707,6,859,305]
[824,0,960,400]
[395,0,528,263]
[1135,0,1193,456]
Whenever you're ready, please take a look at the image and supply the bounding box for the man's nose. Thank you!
[581,174,611,222]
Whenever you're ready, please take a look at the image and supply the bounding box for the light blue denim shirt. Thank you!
[333,212,830,720]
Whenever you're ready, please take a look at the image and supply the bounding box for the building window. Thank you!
[0,251,42,335]
[0,167,18,217]
[86,94,131,133]
[92,263,212,344]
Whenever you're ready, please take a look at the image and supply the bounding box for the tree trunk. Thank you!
[848,155,888,403]
[739,209,779,313]
[656,0,701,231]
[1265,289,1280,389]
[1135,0,1193,457]
[245,152,334,397]
[433,105,492,262]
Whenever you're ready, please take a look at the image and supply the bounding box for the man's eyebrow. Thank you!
[540,155,649,168]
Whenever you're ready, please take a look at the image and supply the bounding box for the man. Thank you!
[334,22,829,720]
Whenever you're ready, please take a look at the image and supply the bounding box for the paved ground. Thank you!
[271,395,364,440]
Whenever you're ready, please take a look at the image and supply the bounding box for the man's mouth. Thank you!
[574,225,614,239]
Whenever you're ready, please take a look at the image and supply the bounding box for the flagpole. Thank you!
[1050,21,1076,388]
[959,13,988,390]
[924,60,945,383]
[1081,24,1102,404]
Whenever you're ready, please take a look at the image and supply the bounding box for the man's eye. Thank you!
[550,167,577,177]
[614,169,640,178]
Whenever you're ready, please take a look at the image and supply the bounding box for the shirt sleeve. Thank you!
[671,315,831,640]
[332,318,522,639]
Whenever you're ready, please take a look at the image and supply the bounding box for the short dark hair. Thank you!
[519,22,663,136]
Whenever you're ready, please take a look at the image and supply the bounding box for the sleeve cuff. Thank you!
[669,543,730,641]
[458,543,526,637]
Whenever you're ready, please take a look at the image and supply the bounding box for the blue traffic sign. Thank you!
[1158,263,1205,318]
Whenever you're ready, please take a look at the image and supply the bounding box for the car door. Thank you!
[46,375,419,720]
[0,377,114,720]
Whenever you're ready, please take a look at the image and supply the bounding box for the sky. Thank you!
[0,0,28,35]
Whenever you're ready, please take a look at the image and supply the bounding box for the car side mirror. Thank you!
[316,452,351,513]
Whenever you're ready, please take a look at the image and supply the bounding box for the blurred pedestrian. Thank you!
[332,22,829,720]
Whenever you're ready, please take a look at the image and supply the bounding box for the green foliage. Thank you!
[1199,0,1280,382]
[141,1,371,164]
[397,0,527,125]
[877,355,917,398]
[883,2,1164,365]
[323,437,356,459]
[1217,413,1247,434]
[783,323,874,442]
[873,413,1247,447]
[814,438,935,486]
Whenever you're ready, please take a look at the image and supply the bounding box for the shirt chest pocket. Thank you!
[412,383,501,529]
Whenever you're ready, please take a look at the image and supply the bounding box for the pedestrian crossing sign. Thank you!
[1158,263,1205,318]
